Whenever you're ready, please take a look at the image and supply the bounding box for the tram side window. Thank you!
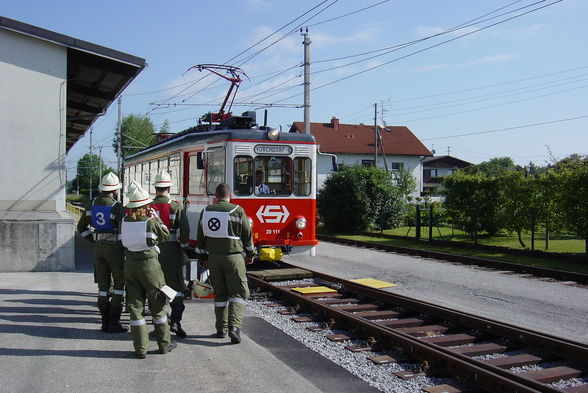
[133,165,140,187]
[233,156,253,196]
[169,155,180,195]
[293,157,311,196]
[206,149,226,195]
[188,154,206,195]
[254,156,292,196]
[142,162,150,192]
[149,160,158,194]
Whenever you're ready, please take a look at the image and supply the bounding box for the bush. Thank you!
[66,194,89,207]
[317,165,403,233]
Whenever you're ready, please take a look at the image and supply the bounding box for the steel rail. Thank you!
[248,268,588,393]
[317,234,588,285]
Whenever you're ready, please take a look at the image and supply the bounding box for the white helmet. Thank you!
[153,169,172,188]
[125,181,152,209]
[99,172,122,192]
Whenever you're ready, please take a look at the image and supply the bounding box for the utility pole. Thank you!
[373,103,378,166]
[89,127,93,200]
[98,146,103,179]
[117,96,122,200]
[301,28,311,134]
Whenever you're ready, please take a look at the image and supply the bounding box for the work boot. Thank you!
[228,326,241,344]
[170,321,187,339]
[169,301,187,338]
[159,340,177,354]
[214,329,227,338]
[98,305,110,332]
[107,305,128,333]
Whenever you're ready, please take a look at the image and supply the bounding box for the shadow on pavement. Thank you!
[0,324,128,341]
[0,288,95,297]
[0,306,95,315]
[4,298,95,307]
[178,334,230,347]
[0,347,132,359]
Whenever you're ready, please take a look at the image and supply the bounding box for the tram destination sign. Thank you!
[254,144,292,155]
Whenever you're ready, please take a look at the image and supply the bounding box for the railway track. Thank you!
[247,263,588,393]
[317,234,588,286]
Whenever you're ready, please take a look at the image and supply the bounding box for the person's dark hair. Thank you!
[215,183,231,199]
[155,186,170,193]
[256,170,263,176]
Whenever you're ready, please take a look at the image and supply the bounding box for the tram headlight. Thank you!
[295,217,307,230]
[267,128,279,141]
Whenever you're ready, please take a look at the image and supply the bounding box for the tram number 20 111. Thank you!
[265,229,281,235]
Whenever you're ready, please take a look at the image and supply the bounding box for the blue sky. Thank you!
[3,0,587,177]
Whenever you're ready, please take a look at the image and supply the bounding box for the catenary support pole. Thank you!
[117,96,122,201]
[302,28,311,134]
[374,103,378,166]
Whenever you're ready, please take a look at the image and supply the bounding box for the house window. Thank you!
[424,169,438,178]
[390,162,403,171]
[361,160,374,167]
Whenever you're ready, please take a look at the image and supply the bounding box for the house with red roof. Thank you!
[289,117,433,198]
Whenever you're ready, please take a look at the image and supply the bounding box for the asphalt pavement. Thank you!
[0,235,378,393]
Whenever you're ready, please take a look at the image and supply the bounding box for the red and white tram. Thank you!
[122,115,318,257]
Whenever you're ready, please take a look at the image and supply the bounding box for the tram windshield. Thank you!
[233,155,311,197]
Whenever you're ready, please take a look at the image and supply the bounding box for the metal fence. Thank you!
[398,204,587,257]
[66,203,84,216]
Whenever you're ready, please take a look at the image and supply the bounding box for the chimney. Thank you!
[330,117,340,130]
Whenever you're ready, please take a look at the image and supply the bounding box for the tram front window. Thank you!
[234,156,253,196]
[254,156,292,196]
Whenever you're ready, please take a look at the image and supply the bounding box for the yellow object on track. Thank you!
[291,286,337,294]
[350,278,397,288]
[259,247,283,261]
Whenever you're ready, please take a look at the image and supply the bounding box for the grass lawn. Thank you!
[319,231,588,275]
[382,226,586,254]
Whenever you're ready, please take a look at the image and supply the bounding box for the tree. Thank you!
[463,157,516,176]
[393,169,416,202]
[112,114,156,159]
[441,171,502,236]
[553,154,588,170]
[317,165,403,233]
[558,166,588,254]
[73,153,108,196]
[498,171,535,247]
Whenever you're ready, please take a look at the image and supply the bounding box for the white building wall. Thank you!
[0,29,67,211]
[316,153,424,198]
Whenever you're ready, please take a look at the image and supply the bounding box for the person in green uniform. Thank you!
[77,172,127,333]
[121,181,176,359]
[151,169,190,338]
[196,183,255,344]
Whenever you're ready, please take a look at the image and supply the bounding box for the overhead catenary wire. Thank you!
[311,0,541,67]
[389,74,588,117]
[398,83,588,123]
[251,0,561,103]
[266,0,563,104]
[154,1,336,107]
[420,115,588,142]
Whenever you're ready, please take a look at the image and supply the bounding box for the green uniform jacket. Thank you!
[122,216,170,260]
[195,200,255,260]
[77,194,125,242]
[151,194,189,246]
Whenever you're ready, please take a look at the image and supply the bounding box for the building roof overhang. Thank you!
[0,16,146,152]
